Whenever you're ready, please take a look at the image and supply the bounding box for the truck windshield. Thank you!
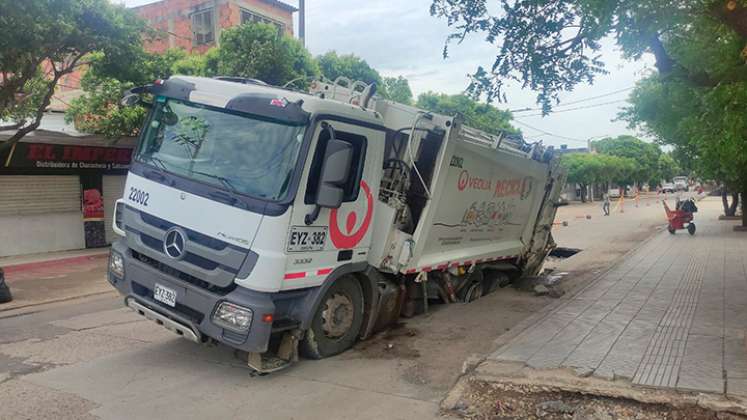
[136,99,305,201]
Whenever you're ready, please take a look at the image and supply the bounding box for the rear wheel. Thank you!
[301,277,364,359]
[688,223,696,235]
[668,224,676,234]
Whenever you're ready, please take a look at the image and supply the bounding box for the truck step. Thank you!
[246,352,293,375]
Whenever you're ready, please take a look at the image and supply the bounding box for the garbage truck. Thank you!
[108,75,565,372]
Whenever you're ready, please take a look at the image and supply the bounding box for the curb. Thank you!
[2,252,109,275]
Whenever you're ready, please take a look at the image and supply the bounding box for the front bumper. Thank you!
[108,240,275,353]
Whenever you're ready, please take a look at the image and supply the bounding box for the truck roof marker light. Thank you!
[270,98,288,108]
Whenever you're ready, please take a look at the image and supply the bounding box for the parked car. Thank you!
[608,188,621,198]
[661,183,676,194]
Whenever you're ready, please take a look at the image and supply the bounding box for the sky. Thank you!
[122,0,656,148]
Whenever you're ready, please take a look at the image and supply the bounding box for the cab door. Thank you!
[283,119,384,290]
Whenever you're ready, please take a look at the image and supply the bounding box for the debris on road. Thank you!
[533,284,550,296]
[445,379,740,420]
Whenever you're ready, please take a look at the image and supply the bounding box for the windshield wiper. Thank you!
[143,155,169,171]
[190,169,240,195]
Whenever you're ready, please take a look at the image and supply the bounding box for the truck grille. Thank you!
[123,206,250,288]
[132,250,236,295]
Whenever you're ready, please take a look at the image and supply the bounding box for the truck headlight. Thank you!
[109,252,125,278]
[212,302,253,332]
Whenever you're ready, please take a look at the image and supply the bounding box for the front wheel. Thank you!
[668,224,676,234]
[301,277,364,359]
[688,223,696,235]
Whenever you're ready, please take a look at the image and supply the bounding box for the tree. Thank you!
[560,153,637,201]
[317,51,382,87]
[655,153,681,187]
[620,74,745,217]
[65,49,189,137]
[382,76,414,105]
[416,92,517,136]
[430,1,747,110]
[592,135,662,186]
[218,23,319,88]
[67,22,319,137]
[0,0,145,152]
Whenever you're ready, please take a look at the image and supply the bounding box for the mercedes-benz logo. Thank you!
[163,227,187,260]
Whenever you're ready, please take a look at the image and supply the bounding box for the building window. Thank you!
[192,9,215,45]
[240,8,285,34]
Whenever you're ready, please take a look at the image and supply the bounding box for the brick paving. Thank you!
[489,198,747,396]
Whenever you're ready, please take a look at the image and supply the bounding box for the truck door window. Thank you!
[305,126,367,204]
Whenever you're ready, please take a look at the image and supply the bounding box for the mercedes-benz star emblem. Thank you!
[163,227,187,260]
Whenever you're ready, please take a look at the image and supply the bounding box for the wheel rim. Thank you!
[321,293,355,339]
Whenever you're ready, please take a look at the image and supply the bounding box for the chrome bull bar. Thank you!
[126,298,202,343]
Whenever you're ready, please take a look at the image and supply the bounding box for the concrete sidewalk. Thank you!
[485,197,747,398]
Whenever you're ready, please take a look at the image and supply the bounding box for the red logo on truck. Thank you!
[329,181,373,249]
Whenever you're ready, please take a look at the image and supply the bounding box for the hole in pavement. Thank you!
[549,247,582,259]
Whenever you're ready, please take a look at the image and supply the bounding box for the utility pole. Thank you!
[299,0,305,46]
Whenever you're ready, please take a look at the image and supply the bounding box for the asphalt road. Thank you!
[0,193,683,420]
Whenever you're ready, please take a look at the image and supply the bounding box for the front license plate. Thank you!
[287,226,328,252]
[153,283,177,307]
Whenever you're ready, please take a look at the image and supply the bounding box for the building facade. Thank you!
[55,0,297,93]
[0,115,136,257]
[132,0,296,54]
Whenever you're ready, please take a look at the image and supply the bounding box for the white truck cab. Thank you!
[108,76,564,372]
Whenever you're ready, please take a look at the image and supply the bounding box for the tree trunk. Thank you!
[722,187,730,215]
[580,184,587,203]
[730,192,740,216]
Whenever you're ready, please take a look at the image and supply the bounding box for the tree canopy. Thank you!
[0,0,144,150]
[592,135,662,185]
[430,1,747,112]
[218,23,319,88]
[382,76,414,105]
[416,92,517,136]
[317,51,382,87]
[66,23,320,137]
[562,153,637,188]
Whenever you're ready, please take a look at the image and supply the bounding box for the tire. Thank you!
[301,276,364,359]
[668,224,676,234]
[688,223,696,235]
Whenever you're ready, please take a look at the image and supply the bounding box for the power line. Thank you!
[511,86,634,113]
[511,120,588,144]
[516,99,627,118]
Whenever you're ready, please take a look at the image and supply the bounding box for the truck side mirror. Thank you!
[120,85,153,108]
[120,92,141,107]
[305,125,353,225]
[316,139,353,208]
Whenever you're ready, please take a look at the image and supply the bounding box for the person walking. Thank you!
[602,193,610,216]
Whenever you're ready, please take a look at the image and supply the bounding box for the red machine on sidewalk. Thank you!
[663,200,696,235]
